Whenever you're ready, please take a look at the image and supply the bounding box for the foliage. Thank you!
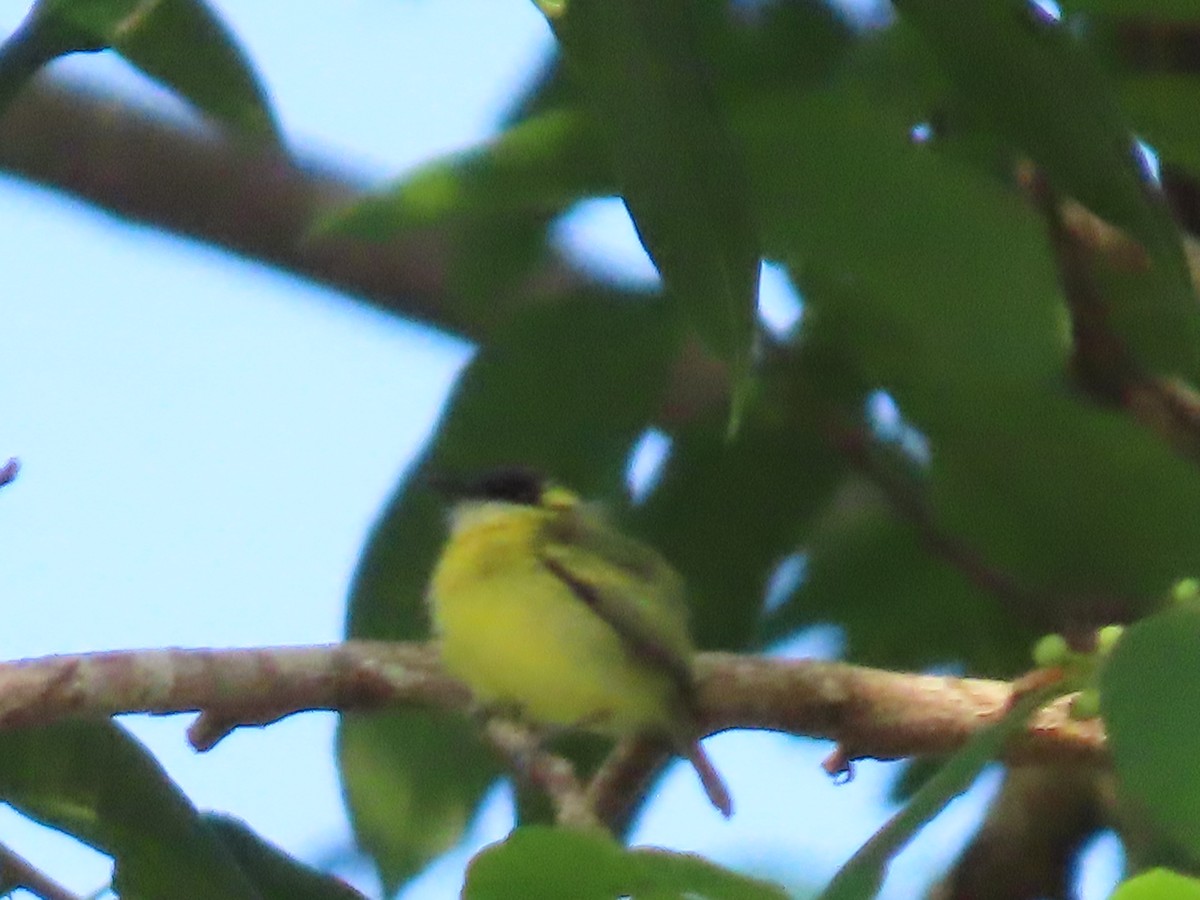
[4,0,1200,897]
[463,826,789,900]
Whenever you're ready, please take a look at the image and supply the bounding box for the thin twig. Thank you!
[1023,165,1200,466]
[828,423,1123,630]
[0,840,82,900]
[482,720,600,830]
[586,735,674,832]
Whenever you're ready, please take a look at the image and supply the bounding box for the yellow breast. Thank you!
[428,505,677,734]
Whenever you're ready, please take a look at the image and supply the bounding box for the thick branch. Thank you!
[0,76,582,341]
[0,642,1105,766]
[694,653,1103,765]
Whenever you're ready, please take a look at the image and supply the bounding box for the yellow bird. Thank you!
[427,467,732,817]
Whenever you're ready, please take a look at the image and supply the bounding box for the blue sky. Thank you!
[0,2,1122,897]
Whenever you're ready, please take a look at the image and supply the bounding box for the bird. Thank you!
[426,466,732,817]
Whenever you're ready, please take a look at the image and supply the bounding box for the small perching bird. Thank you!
[426,467,732,817]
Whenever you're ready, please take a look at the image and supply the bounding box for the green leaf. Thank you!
[338,711,495,895]
[464,826,788,900]
[1121,75,1200,179]
[1111,868,1200,900]
[0,0,277,141]
[507,2,854,129]
[1102,605,1200,863]
[204,814,367,900]
[313,109,610,315]
[340,292,683,891]
[928,389,1200,627]
[1061,0,1200,19]
[743,84,1065,427]
[551,0,761,433]
[766,480,1033,674]
[316,110,610,240]
[444,210,555,313]
[0,2,100,113]
[0,721,260,900]
[818,685,1060,900]
[629,391,846,652]
[742,78,1200,627]
[893,0,1200,378]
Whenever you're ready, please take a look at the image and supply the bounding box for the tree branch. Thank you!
[0,840,82,900]
[1109,18,1200,77]
[0,76,584,342]
[1022,165,1200,466]
[926,765,1107,900]
[586,736,674,832]
[483,719,601,830]
[0,642,1105,767]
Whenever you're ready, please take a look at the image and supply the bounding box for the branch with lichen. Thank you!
[0,641,1105,827]
[0,643,1105,762]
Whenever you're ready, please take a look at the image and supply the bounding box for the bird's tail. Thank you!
[685,740,733,818]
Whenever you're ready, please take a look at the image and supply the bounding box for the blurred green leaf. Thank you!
[741,73,1200,629]
[630,390,846,652]
[716,0,853,101]
[506,2,853,127]
[464,826,789,900]
[552,0,761,432]
[340,292,683,891]
[0,0,277,140]
[1102,605,1200,864]
[1061,1,1200,18]
[204,814,367,900]
[0,721,260,900]
[929,389,1200,626]
[338,711,493,895]
[743,84,1065,426]
[831,18,946,121]
[313,108,611,320]
[893,0,1200,378]
[766,480,1033,674]
[1122,75,1200,178]
[887,756,945,805]
[0,4,94,113]
[445,210,556,312]
[315,110,610,241]
[1111,868,1200,899]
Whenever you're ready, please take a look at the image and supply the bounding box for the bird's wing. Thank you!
[536,510,694,696]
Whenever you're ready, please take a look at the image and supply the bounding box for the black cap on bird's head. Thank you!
[427,466,550,507]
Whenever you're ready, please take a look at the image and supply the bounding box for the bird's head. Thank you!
[428,466,581,515]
